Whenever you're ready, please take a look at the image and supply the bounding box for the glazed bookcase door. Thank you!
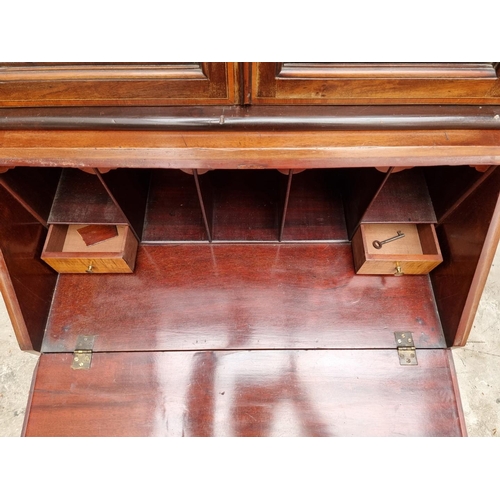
[0,63,241,106]
[250,62,500,104]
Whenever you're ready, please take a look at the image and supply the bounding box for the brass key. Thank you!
[372,230,405,249]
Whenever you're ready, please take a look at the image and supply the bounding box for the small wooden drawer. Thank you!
[41,224,138,273]
[352,223,443,275]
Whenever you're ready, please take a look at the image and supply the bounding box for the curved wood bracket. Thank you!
[79,167,114,175]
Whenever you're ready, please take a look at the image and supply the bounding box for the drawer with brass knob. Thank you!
[41,224,138,273]
[351,223,443,275]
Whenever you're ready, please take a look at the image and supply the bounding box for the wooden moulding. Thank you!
[41,224,138,273]
[352,223,443,275]
[2,129,500,171]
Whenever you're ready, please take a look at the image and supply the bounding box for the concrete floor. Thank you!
[1,247,499,437]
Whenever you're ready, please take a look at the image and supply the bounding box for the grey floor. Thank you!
[1,247,499,437]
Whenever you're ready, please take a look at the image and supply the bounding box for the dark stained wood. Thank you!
[2,129,500,171]
[142,169,208,242]
[96,169,150,241]
[42,244,445,353]
[24,349,463,437]
[193,170,212,242]
[279,170,293,241]
[48,168,127,225]
[431,168,500,346]
[0,185,57,352]
[252,62,500,105]
[281,169,348,241]
[3,105,500,131]
[0,63,239,107]
[343,168,392,239]
[425,165,498,223]
[0,167,61,226]
[195,169,214,242]
[363,168,437,224]
[210,170,281,241]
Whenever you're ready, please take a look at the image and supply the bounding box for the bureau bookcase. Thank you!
[1,63,500,436]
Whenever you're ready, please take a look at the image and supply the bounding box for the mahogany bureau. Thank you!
[1,63,500,436]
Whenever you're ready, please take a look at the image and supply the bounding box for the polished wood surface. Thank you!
[251,62,500,105]
[48,169,126,225]
[362,169,437,224]
[0,167,60,226]
[2,105,500,131]
[431,168,500,345]
[209,170,281,241]
[281,169,347,241]
[2,129,500,171]
[42,244,445,352]
[142,169,208,242]
[97,168,150,241]
[0,63,240,107]
[342,167,392,239]
[24,349,464,436]
[0,185,57,351]
[425,165,498,223]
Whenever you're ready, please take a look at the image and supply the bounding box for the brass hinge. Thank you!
[71,335,95,370]
[395,331,418,365]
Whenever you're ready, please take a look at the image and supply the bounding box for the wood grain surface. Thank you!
[24,349,464,436]
[142,169,208,242]
[42,244,445,352]
[2,129,500,171]
[48,169,127,225]
[362,168,437,223]
[281,169,348,241]
[0,63,240,107]
[0,167,61,226]
[431,168,500,345]
[0,185,57,351]
[251,62,500,105]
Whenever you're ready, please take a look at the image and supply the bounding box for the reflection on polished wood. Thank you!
[42,244,445,353]
[24,350,464,437]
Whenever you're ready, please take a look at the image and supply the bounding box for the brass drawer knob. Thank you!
[394,262,404,276]
[86,264,94,274]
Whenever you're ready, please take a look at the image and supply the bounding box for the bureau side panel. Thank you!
[0,185,57,351]
[431,168,500,346]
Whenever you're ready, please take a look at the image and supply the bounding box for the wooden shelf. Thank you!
[362,168,437,224]
[48,169,127,225]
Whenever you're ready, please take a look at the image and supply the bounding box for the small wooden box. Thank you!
[41,224,138,273]
[352,223,443,275]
